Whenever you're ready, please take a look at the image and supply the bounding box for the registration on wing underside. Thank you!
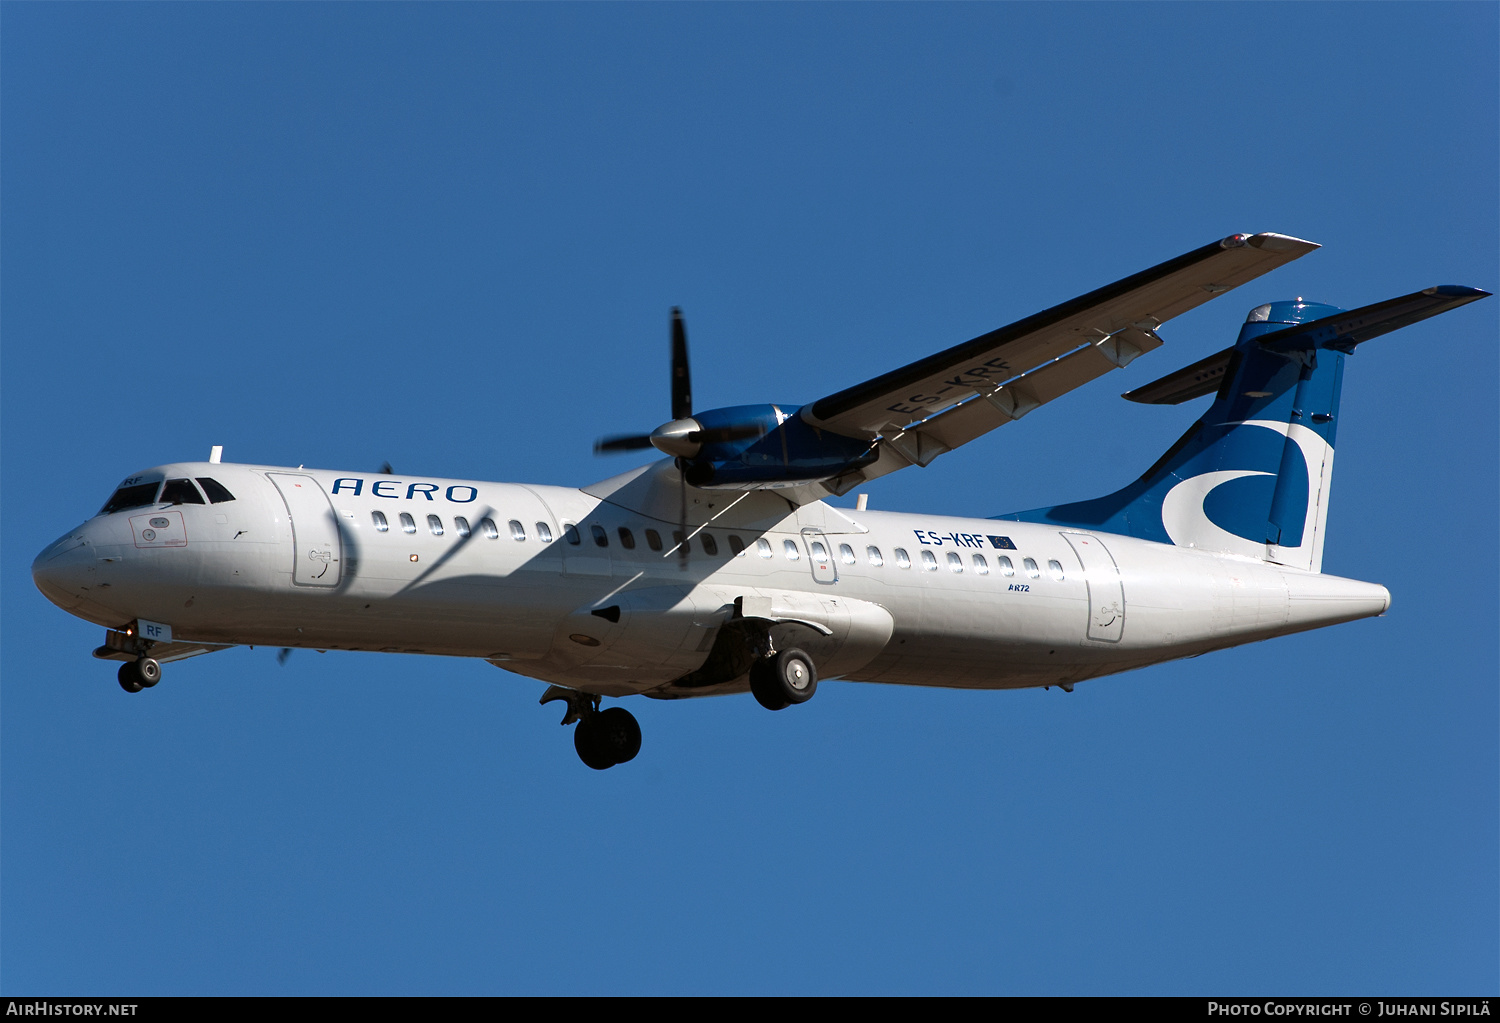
[801,233,1318,449]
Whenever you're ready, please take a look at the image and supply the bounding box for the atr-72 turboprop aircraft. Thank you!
[33,233,1489,768]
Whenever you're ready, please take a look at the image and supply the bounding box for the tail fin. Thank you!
[997,286,1489,572]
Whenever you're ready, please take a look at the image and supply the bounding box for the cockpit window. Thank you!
[195,477,236,503]
[160,479,206,505]
[100,481,161,515]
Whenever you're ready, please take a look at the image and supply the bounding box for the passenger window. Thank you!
[617,527,636,550]
[1024,557,1040,579]
[428,514,444,536]
[400,513,416,534]
[536,522,553,543]
[454,516,471,538]
[947,552,963,573]
[998,555,1015,576]
[372,511,389,532]
[100,481,162,515]
[480,518,499,539]
[1048,559,1066,581]
[700,533,718,556]
[867,546,884,567]
[783,539,800,561]
[972,554,989,575]
[810,541,829,564]
[672,530,686,550]
[195,477,236,503]
[510,520,528,542]
[756,538,773,559]
[921,550,938,571]
[590,524,608,547]
[838,543,856,565]
[160,479,205,505]
[645,528,663,552]
[894,548,911,569]
[729,535,746,556]
[563,523,580,545]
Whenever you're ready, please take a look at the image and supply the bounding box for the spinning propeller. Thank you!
[593,308,764,458]
[593,308,763,567]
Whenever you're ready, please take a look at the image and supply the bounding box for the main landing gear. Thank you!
[537,646,819,768]
[749,647,817,711]
[540,686,641,771]
[117,657,161,693]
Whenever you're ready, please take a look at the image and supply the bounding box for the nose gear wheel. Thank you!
[117,657,160,693]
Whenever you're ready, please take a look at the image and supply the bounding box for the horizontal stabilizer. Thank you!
[1256,285,1491,354]
[1122,346,1234,404]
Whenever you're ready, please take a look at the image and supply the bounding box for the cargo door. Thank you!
[1061,532,1124,642]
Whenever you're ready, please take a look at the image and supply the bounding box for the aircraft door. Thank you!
[801,528,838,584]
[1062,532,1124,642]
[269,473,342,587]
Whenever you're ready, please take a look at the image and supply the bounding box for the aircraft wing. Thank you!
[799,232,1317,482]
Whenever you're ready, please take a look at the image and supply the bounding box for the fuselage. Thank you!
[33,460,1391,699]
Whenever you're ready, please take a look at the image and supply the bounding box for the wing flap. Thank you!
[803,232,1318,438]
[846,326,1169,485]
[914,326,1166,450]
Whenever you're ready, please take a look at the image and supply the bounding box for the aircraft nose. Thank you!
[32,529,93,610]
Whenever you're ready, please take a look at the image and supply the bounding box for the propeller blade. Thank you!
[671,307,692,421]
[593,434,655,455]
[676,457,689,569]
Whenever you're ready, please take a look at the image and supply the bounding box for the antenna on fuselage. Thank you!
[209,445,223,463]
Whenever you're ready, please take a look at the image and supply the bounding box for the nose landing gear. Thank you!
[540,686,642,770]
[117,657,161,693]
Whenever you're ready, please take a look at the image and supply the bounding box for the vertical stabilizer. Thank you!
[997,286,1489,573]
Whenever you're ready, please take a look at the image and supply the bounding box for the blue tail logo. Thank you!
[1156,415,1334,569]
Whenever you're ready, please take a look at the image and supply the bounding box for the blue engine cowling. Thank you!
[682,404,878,489]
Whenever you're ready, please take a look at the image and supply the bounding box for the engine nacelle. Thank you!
[681,404,878,489]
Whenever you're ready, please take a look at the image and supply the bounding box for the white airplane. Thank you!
[32,233,1489,769]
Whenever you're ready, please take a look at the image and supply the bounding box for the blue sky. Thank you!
[3,2,1495,995]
